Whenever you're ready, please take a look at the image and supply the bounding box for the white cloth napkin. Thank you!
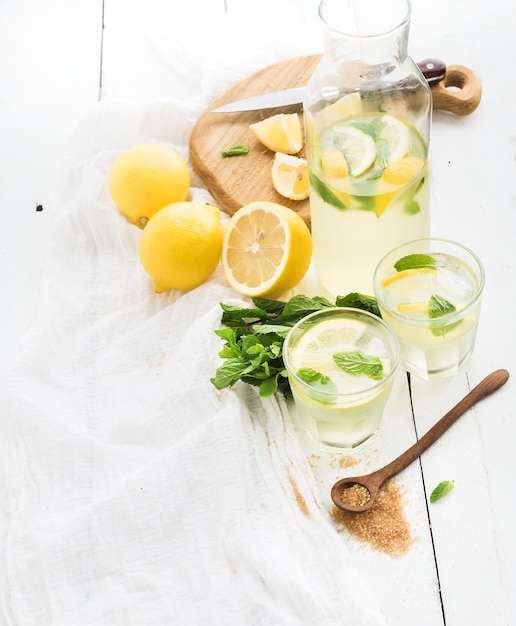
[2,15,387,625]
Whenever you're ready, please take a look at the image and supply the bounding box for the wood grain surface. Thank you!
[189,55,320,225]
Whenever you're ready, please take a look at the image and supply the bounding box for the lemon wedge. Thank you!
[320,147,349,179]
[221,201,312,297]
[381,156,424,186]
[250,113,303,154]
[331,125,376,177]
[271,152,309,200]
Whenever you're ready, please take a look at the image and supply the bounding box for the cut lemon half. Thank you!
[379,115,411,165]
[380,267,436,288]
[331,125,376,177]
[250,113,303,154]
[222,201,312,297]
[271,152,309,200]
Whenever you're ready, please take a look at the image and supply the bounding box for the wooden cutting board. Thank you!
[189,55,319,225]
[189,55,481,227]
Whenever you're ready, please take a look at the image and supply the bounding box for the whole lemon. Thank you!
[109,143,190,228]
[139,201,224,293]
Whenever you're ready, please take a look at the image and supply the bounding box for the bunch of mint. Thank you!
[210,293,380,398]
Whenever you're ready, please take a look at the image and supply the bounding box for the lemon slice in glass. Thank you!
[271,152,309,200]
[331,125,376,177]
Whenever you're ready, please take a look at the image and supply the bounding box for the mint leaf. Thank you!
[309,172,348,209]
[221,144,250,157]
[404,199,421,215]
[336,292,381,318]
[428,294,462,337]
[259,376,279,397]
[394,254,437,272]
[428,294,456,318]
[333,351,384,380]
[429,480,454,503]
[297,367,337,392]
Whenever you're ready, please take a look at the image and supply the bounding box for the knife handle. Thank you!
[431,64,482,116]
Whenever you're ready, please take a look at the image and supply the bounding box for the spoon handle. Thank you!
[376,369,509,483]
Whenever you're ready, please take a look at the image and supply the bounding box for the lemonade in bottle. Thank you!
[305,0,431,296]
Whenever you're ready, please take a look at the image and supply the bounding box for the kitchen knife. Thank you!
[212,59,445,113]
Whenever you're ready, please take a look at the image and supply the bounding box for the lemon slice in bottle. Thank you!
[331,125,376,177]
[378,115,411,165]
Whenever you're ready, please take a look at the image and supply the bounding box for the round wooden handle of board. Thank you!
[431,64,482,115]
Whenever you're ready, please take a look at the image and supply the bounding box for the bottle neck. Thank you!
[319,0,411,69]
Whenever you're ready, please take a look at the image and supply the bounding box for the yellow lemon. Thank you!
[109,143,190,228]
[139,201,223,293]
[313,92,362,130]
[271,152,309,200]
[250,113,303,154]
[222,201,312,298]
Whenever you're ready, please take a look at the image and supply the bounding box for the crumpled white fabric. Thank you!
[2,18,387,626]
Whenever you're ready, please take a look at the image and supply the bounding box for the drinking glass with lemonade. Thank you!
[373,238,484,379]
[283,308,400,451]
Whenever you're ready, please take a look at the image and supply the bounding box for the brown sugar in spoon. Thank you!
[331,369,509,513]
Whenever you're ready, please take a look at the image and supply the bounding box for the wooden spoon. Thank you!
[331,369,509,513]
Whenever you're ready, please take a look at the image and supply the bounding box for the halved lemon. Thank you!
[380,267,436,288]
[221,201,312,297]
[271,152,309,200]
[379,115,411,165]
[331,125,376,177]
[250,113,303,154]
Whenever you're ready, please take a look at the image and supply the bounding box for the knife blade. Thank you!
[212,59,445,113]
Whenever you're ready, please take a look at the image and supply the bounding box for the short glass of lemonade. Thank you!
[283,307,400,451]
[373,238,484,379]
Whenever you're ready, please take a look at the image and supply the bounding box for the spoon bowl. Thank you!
[331,369,509,513]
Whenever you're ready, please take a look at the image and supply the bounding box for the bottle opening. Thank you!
[319,0,411,38]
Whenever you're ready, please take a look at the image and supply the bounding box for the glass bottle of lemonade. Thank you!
[304,0,432,296]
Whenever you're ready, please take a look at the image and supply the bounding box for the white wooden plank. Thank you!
[0,2,103,624]
[408,0,516,623]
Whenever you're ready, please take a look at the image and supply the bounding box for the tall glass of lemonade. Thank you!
[304,0,432,296]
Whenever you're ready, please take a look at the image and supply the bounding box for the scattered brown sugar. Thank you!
[340,483,371,508]
[331,479,413,557]
[331,454,358,469]
[287,472,310,518]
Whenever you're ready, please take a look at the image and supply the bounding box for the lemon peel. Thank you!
[139,201,223,293]
[109,143,190,228]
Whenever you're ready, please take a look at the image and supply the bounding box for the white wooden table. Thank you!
[1,0,515,624]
